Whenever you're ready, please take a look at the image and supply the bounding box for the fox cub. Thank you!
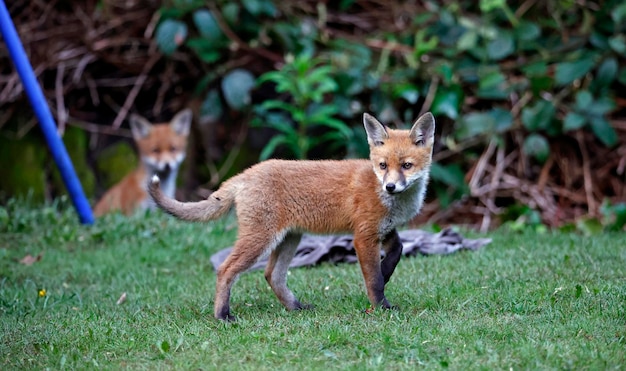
[93,109,192,216]
[149,112,435,321]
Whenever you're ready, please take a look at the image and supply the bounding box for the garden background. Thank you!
[0,0,625,231]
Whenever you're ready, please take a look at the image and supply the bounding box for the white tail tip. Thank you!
[151,175,160,184]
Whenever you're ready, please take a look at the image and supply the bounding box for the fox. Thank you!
[148,112,435,321]
[93,109,192,216]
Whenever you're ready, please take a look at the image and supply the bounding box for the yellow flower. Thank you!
[38,289,46,297]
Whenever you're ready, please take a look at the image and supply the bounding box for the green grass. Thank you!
[1,198,625,370]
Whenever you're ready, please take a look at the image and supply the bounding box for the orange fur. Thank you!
[149,112,435,320]
[93,109,192,216]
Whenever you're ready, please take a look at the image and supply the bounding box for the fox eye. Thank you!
[170,145,177,152]
[152,148,161,154]
[379,162,387,170]
[402,162,413,170]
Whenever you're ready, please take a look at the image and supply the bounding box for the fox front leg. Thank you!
[353,234,392,309]
[381,229,403,284]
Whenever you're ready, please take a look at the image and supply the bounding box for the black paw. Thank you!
[293,300,315,310]
[217,313,236,322]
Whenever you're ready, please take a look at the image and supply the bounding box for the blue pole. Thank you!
[0,0,94,224]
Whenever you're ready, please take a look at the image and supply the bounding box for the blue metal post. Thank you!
[0,0,94,224]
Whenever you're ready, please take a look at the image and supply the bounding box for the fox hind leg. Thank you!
[264,233,312,311]
[214,231,282,321]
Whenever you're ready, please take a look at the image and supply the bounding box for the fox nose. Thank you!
[385,183,396,193]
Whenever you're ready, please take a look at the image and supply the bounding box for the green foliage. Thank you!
[155,2,275,115]
[254,53,352,159]
[150,0,625,226]
[600,200,626,231]
[429,163,469,207]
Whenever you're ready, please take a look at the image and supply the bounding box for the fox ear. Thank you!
[170,108,192,136]
[409,112,435,147]
[363,113,388,146]
[129,114,153,140]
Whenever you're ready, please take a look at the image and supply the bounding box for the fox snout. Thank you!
[384,182,404,194]
[383,173,408,194]
[145,155,183,177]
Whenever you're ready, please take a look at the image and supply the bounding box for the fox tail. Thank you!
[148,175,234,222]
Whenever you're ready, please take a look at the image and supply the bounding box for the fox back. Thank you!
[93,109,192,216]
[148,112,435,320]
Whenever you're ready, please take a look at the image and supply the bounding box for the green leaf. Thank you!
[589,117,617,147]
[608,35,626,56]
[563,112,586,132]
[392,83,420,104]
[414,29,439,58]
[601,201,626,231]
[159,340,170,353]
[611,2,626,24]
[586,96,615,117]
[576,217,604,236]
[430,163,468,191]
[307,104,339,119]
[607,203,626,231]
[431,87,462,120]
[529,76,553,95]
[186,38,221,63]
[521,100,555,131]
[478,68,507,99]
[263,120,298,136]
[523,133,550,163]
[522,61,547,77]
[259,135,290,160]
[490,108,513,132]
[457,31,478,51]
[193,9,223,42]
[591,58,618,92]
[515,21,540,41]
[554,58,596,86]
[486,31,515,61]
[199,89,223,122]
[574,90,593,109]
[155,20,188,55]
[242,0,262,16]
[479,0,506,12]
[221,3,240,25]
[260,100,299,116]
[221,69,256,111]
[456,112,495,140]
[312,117,352,139]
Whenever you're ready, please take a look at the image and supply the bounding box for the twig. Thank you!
[537,154,554,191]
[432,136,484,162]
[575,131,597,215]
[469,138,496,193]
[67,117,132,138]
[55,62,67,135]
[419,75,439,116]
[152,61,174,116]
[111,52,160,129]
[207,2,283,64]
[84,73,100,106]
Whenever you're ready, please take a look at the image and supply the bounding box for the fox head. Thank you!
[363,112,435,195]
[129,108,192,178]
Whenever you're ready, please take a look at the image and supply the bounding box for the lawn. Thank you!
[1,198,625,370]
